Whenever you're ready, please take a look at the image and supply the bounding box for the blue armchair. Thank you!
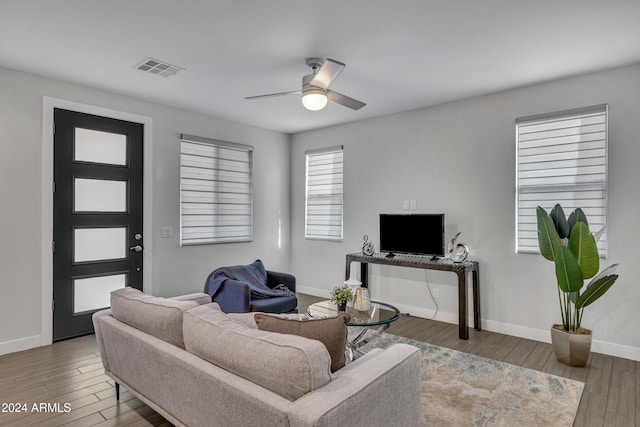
[204,260,297,314]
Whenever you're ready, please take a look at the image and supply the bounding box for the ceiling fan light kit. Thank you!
[301,66,328,111]
[246,57,366,112]
[302,90,328,111]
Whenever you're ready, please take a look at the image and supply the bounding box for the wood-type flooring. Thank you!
[0,293,636,426]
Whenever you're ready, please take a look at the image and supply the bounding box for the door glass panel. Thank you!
[74,227,127,262]
[74,178,127,212]
[74,127,127,166]
[73,273,127,314]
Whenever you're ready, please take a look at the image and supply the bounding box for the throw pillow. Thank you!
[254,312,351,372]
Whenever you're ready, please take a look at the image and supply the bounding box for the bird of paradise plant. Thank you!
[536,204,619,332]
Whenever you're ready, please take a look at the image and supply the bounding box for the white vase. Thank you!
[344,262,361,305]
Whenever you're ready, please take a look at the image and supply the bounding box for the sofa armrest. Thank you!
[92,309,113,373]
[210,279,251,313]
[287,343,421,427]
[267,270,296,292]
[170,292,211,305]
[331,348,385,379]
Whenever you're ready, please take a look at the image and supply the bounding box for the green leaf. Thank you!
[575,275,618,309]
[536,206,562,261]
[593,225,606,243]
[569,291,579,304]
[589,263,619,285]
[550,204,569,238]
[568,208,589,234]
[554,246,584,293]
[568,222,599,279]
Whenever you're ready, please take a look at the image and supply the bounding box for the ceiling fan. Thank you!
[245,58,366,111]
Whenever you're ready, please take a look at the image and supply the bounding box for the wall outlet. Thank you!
[410,200,417,210]
[403,200,410,210]
[161,226,173,238]
[433,287,440,299]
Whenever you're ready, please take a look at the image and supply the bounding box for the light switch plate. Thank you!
[161,226,172,238]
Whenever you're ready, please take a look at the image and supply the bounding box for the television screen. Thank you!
[379,214,445,257]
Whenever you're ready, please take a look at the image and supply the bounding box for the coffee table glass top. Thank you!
[307,300,400,326]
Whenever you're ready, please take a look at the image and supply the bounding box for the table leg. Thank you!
[347,322,391,360]
[347,346,355,361]
[360,262,369,288]
[473,266,481,331]
[457,271,469,340]
[347,327,368,361]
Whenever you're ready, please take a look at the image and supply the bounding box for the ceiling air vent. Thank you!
[135,58,184,77]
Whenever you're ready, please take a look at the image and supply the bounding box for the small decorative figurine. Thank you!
[362,234,375,256]
[448,232,470,263]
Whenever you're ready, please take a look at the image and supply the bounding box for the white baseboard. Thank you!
[590,338,640,361]
[296,285,330,299]
[481,319,551,344]
[297,289,640,362]
[481,319,640,361]
[4,296,639,361]
[391,302,456,323]
[0,335,42,356]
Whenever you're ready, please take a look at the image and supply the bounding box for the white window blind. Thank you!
[516,105,608,256]
[180,134,253,245]
[305,146,343,241]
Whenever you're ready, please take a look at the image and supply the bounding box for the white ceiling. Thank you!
[1,0,639,134]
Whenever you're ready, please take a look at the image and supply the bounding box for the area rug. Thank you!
[355,332,584,427]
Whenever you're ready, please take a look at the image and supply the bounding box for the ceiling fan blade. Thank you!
[245,90,301,100]
[327,90,366,110]
[309,58,345,89]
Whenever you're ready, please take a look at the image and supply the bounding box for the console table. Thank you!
[345,253,480,339]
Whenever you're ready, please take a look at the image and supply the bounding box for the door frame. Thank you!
[41,97,153,346]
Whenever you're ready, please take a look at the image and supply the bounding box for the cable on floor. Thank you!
[424,269,439,320]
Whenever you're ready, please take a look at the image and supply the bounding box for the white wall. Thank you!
[2,62,639,360]
[0,67,291,354]
[291,63,640,361]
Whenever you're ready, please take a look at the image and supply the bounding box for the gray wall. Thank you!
[2,62,639,360]
[291,63,640,360]
[0,67,291,354]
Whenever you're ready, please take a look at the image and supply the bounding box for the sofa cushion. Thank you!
[183,304,331,401]
[254,312,351,372]
[170,292,213,305]
[227,311,261,328]
[110,287,198,348]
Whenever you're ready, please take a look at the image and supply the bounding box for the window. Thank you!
[305,146,344,241]
[180,134,253,245]
[516,105,608,256]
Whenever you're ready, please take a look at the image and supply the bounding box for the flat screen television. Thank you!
[379,214,445,257]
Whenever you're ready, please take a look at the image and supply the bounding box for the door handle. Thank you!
[129,245,144,252]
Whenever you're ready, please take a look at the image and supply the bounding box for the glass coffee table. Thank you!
[307,300,400,360]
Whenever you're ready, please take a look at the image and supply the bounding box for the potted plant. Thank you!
[330,284,353,311]
[536,204,619,366]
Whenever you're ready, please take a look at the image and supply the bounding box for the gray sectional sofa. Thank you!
[93,288,422,427]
